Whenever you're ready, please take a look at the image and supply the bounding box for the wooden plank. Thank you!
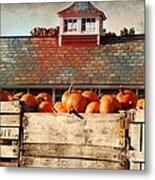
[85,115,125,147]
[23,113,125,148]
[0,127,19,140]
[0,101,20,113]
[0,145,18,158]
[21,157,125,169]
[129,151,144,162]
[142,123,145,152]
[134,110,145,123]
[129,124,141,151]
[23,113,86,144]
[141,163,145,170]
[130,162,140,170]
[0,162,18,167]
[0,115,20,127]
[23,144,124,162]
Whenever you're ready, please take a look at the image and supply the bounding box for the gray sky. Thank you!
[0,0,144,36]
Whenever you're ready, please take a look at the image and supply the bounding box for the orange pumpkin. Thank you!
[36,92,52,103]
[82,90,99,102]
[0,90,9,101]
[100,100,115,113]
[66,93,88,112]
[21,93,36,106]
[100,94,121,111]
[53,101,67,113]
[38,101,53,112]
[137,98,145,109]
[61,84,81,108]
[85,102,100,113]
[116,87,137,110]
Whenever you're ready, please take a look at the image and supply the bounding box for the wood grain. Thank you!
[0,101,20,113]
[0,145,18,158]
[0,127,19,140]
[0,115,20,127]
[23,144,124,161]
[23,113,125,148]
[21,157,125,169]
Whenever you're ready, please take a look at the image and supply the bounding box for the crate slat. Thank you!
[0,145,18,158]
[23,144,124,161]
[0,127,19,140]
[21,157,125,169]
[129,151,144,162]
[23,113,125,148]
[134,110,145,123]
[0,115,20,127]
[129,124,141,151]
[0,162,18,167]
[0,101,20,113]
[130,162,140,170]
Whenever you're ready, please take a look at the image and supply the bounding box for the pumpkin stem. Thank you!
[68,83,74,93]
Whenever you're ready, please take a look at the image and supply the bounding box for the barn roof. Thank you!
[57,2,107,20]
[0,35,144,89]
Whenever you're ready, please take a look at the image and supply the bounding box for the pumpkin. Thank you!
[85,102,100,113]
[0,90,9,101]
[38,101,53,112]
[12,92,25,100]
[4,91,13,101]
[100,94,121,111]
[36,92,52,103]
[137,98,145,109]
[82,90,99,102]
[116,87,137,110]
[66,93,88,112]
[100,100,115,113]
[53,101,67,113]
[61,84,81,108]
[21,93,36,106]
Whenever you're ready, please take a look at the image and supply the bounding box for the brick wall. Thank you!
[0,35,144,89]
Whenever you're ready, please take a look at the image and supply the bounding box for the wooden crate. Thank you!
[128,109,145,170]
[0,101,21,167]
[20,113,128,169]
[0,101,145,170]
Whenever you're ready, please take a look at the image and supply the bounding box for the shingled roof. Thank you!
[57,2,106,20]
[0,36,144,89]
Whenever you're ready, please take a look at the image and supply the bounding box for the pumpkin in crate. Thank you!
[100,94,117,113]
[100,94,121,111]
[0,90,9,101]
[36,92,52,104]
[53,101,67,113]
[85,102,100,113]
[61,84,81,108]
[38,101,53,112]
[21,93,37,112]
[82,90,99,102]
[66,93,88,113]
[137,98,145,109]
[116,87,137,110]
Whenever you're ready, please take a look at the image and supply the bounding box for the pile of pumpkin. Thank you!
[0,85,144,113]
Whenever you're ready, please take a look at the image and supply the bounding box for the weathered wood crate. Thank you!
[0,101,21,167]
[128,109,145,170]
[20,113,127,169]
[0,101,145,170]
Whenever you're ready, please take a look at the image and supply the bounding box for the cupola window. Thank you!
[64,19,77,32]
[82,18,96,32]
